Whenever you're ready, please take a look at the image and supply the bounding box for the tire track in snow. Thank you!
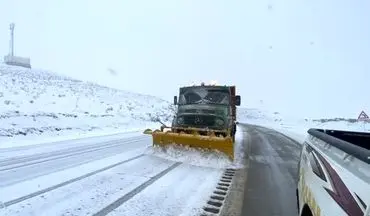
[0,140,149,187]
[106,163,224,216]
[1,154,145,208]
[0,135,145,163]
[0,132,143,154]
[0,136,147,171]
[92,162,182,216]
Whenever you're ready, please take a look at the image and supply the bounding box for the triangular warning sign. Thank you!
[357,111,369,121]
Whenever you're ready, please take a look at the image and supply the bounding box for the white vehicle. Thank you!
[296,128,370,216]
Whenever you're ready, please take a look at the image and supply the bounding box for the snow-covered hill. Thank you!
[0,64,173,142]
[1,63,367,147]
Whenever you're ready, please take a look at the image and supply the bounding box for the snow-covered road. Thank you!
[0,133,149,186]
[0,132,230,216]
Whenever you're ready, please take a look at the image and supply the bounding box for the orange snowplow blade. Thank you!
[144,129,234,160]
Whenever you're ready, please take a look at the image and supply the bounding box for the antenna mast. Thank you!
[3,22,32,68]
[9,23,15,56]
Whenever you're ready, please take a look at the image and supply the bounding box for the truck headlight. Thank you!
[215,119,224,126]
[177,117,184,124]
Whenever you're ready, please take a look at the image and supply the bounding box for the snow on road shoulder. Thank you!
[268,126,307,144]
[238,106,370,145]
[239,119,307,145]
[107,163,223,216]
[232,126,247,169]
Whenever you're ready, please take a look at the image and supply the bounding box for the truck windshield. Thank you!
[178,88,230,105]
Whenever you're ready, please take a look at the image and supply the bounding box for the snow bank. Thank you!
[145,145,233,169]
[0,64,174,146]
[232,125,247,168]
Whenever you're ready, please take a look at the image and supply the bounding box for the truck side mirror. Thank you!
[235,95,241,106]
[174,96,178,105]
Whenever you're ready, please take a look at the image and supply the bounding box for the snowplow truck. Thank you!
[144,84,241,160]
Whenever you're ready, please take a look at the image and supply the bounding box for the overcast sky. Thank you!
[0,0,369,118]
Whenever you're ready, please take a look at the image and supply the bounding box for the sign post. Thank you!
[357,111,369,131]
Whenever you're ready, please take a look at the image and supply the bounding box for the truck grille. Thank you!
[182,115,217,128]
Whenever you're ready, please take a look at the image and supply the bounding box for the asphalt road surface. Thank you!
[241,124,302,216]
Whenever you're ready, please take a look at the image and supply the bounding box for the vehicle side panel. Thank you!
[297,137,369,216]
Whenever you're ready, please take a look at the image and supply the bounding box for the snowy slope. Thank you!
[1,63,367,147]
[0,64,174,141]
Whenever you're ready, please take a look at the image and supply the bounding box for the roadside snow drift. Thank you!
[0,64,173,143]
[238,107,370,143]
[144,126,246,169]
[145,145,232,169]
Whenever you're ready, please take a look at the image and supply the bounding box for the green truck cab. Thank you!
[172,84,241,138]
